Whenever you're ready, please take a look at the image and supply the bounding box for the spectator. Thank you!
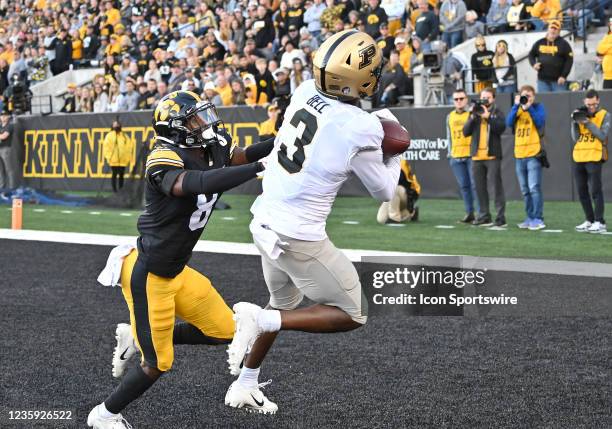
[530,0,562,31]
[465,10,485,39]
[137,80,157,110]
[144,59,162,84]
[155,81,169,103]
[381,0,407,36]
[280,40,307,70]
[376,22,396,59]
[118,81,139,111]
[78,86,94,113]
[362,0,389,40]
[61,83,77,113]
[571,89,609,233]
[486,0,511,34]
[414,0,439,52]
[439,0,467,49]
[463,87,507,227]
[215,74,233,106]
[107,81,121,112]
[52,28,73,75]
[253,5,275,53]
[566,1,595,39]
[203,81,223,107]
[0,110,13,189]
[596,18,612,89]
[259,104,279,139]
[471,36,495,94]
[394,36,413,74]
[441,42,468,103]
[528,21,573,92]
[507,0,532,32]
[290,58,311,92]
[493,40,517,93]
[273,67,291,97]
[464,0,491,21]
[93,83,109,113]
[378,49,410,106]
[71,30,83,64]
[275,1,291,40]
[103,119,134,193]
[376,159,421,224]
[447,88,479,223]
[83,26,101,61]
[8,49,27,81]
[506,85,547,230]
[304,0,326,39]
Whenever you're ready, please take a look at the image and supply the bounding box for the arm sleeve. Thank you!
[463,115,476,137]
[528,104,546,130]
[528,42,538,66]
[349,149,401,202]
[570,121,580,143]
[244,137,274,162]
[561,43,574,78]
[181,162,264,196]
[506,104,519,128]
[489,109,506,135]
[585,112,611,142]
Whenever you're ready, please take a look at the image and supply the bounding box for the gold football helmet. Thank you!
[313,30,383,101]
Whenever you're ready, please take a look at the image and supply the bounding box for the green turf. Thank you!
[2,195,611,262]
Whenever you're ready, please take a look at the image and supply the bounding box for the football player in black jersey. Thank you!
[88,90,274,429]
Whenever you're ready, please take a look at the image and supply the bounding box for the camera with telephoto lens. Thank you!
[519,95,529,105]
[471,99,490,115]
[571,106,589,122]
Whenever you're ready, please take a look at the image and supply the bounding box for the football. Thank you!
[380,118,411,156]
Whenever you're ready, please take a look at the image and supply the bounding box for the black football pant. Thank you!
[473,159,506,223]
[574,161,605,223]
[111,166,125,192]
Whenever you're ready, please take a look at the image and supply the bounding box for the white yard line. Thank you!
[1,229,611,278]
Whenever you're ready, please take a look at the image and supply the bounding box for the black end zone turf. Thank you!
[0,240,610,428]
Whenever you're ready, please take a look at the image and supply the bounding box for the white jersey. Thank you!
[252,79,400,241]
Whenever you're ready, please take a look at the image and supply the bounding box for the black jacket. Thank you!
[471,49,495,81]
[362,6,388,39]
[463,105,506,159]
[528,36,573,82]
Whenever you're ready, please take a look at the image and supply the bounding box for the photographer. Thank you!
[463,87,507,227]
[571,89,609,234]
[506,85,546,230]
[447,88,478,223]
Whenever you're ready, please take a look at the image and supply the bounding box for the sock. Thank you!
[98,402,117,419]
[257,309,281,333]
[104,365,159,414]
[173,322,229,345]
[237,365,260,389]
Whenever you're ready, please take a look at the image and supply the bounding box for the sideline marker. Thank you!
[11,198,23,230]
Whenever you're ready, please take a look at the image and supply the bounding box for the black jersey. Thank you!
[137,133,233,278]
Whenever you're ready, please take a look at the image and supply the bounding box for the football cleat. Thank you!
[87,404,132,429]
[227,302,263,376]
[225,380,278,414]
[112,323,138,378]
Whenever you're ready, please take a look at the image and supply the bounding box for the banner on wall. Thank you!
[11,92,612,200]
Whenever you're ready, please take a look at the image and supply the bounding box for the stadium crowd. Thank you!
[0,0,610,114]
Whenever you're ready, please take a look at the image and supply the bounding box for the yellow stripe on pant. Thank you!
[120,250,235,371]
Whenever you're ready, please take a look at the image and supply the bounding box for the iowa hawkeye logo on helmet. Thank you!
[313,30,383,101]
[153,90,222,148]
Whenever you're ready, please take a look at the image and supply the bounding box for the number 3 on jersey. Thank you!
[278,108,318,173]
[189,193,218,231]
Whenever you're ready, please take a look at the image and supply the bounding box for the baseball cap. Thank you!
[204,81,217,91]
[394,36,407,45]
[549,20,561,30]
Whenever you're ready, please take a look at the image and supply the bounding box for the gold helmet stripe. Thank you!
[319,30,358,94]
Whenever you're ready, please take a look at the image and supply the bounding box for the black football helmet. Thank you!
[153,90,222,148]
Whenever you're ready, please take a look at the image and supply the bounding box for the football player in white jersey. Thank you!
[224,29,402,414]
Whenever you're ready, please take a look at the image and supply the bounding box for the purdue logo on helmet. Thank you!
[153,90,222,148]
[313,30,383,101]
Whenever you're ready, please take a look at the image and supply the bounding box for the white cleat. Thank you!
[112,323,138,378]
[87,404,132,429]
[587,221,607,234]
[575,220,592,232]
[227,302,263,376]
[224,380,278,415]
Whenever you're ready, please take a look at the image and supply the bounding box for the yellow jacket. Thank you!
[530,0,562,22]
[103,131,134,167]
[597,33,612,80]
